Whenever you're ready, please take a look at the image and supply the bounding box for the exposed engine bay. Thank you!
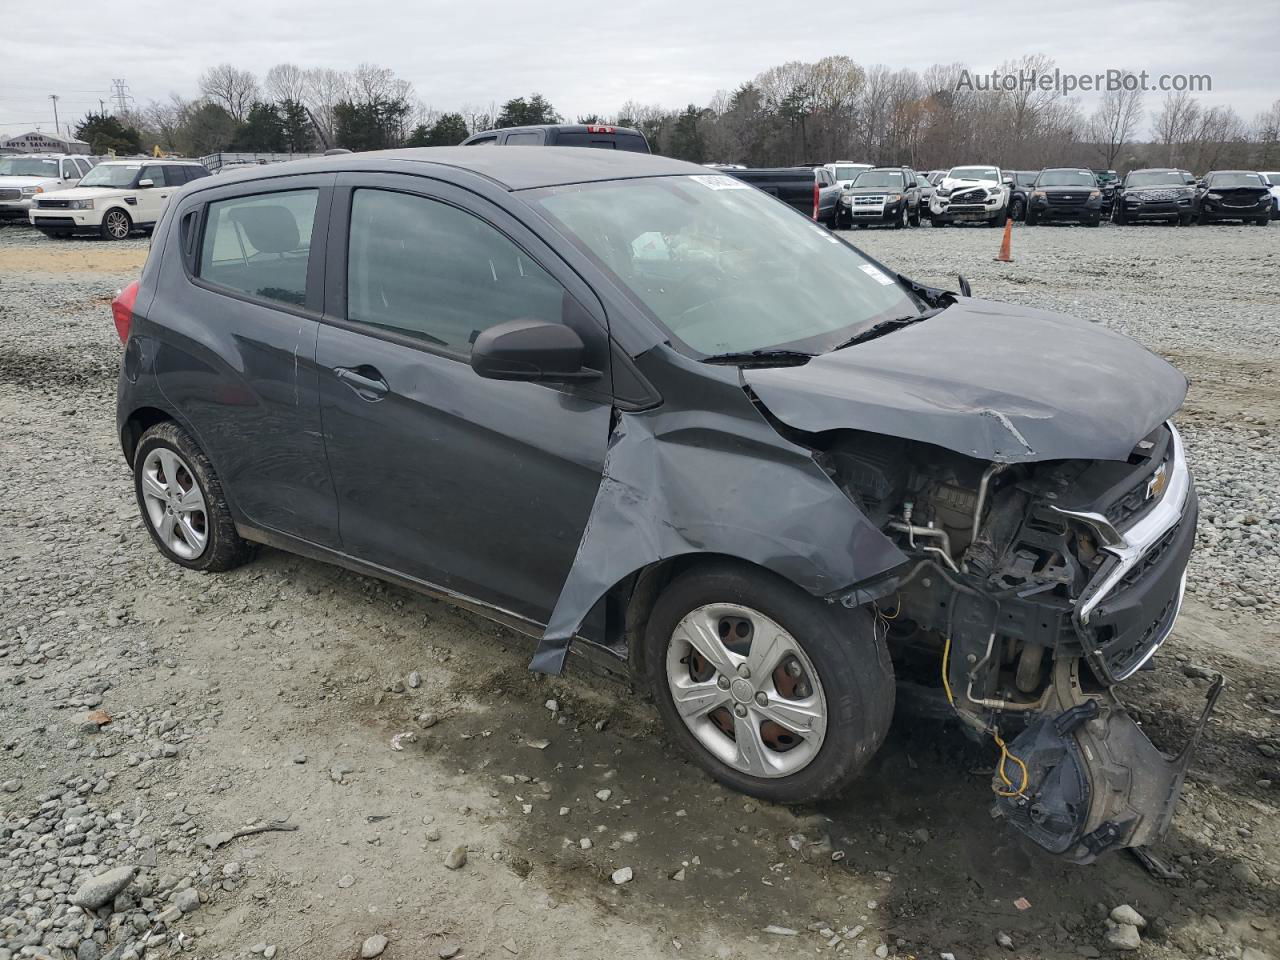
[816,421,1221,862]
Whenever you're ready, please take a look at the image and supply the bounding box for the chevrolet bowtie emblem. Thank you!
[1146,464,1169,501]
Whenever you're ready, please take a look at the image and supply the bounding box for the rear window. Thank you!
[554,132,649,153]
[198,189,318,307]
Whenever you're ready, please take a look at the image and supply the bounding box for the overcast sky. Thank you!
[3,0,1276,141]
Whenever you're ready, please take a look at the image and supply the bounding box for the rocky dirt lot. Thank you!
[1,219,1278,960]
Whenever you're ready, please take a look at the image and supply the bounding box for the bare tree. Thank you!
[264,63,308,105]
[301,68,351,146]
[198,64,259,122]
[1252,99,1280,168]
[1086,79,1145,167]
[1152,91,1201,167]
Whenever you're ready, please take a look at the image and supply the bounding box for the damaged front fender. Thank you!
[531,352,906,674]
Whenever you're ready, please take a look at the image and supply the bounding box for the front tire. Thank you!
[643,562,894,804]
[133,422,255,572]
[1009,197,1026,221]
[101,208,132,240]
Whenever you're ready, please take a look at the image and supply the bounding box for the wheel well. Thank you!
[121,406,173,464]
[609,553,799,679]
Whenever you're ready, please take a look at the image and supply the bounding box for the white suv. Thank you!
[0,154,95,221]
[30,159,210,239]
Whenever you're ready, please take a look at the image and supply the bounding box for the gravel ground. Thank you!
[2,220,1278,960]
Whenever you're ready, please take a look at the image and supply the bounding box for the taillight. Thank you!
[813,181,820,221]
[112,280,139,343]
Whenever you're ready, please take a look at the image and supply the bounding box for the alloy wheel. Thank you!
[105,211,129,240]
[665,603,827,778]
[140,448,209,559]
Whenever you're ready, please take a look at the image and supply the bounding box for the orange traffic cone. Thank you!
[994,217,1014,262]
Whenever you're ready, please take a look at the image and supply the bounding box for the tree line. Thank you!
[76,56,1280,174]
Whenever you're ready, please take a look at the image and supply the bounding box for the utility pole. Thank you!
[50,94,60,136]
[110,78,133,116]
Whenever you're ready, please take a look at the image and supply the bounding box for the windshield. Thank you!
[78,164,141,188]
[0,157,59,177]
[1014,172,1038,186]
[949,166,998,181]
[1036,170,1096,187]
[833,165,868,180]
[1126,171,1186,188]
[529,175,921,356]
[1208,172,1264,188]
[852,171,905,189]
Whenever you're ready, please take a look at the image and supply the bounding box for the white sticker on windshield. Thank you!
[688,174,750,190]
[859,264,895,285]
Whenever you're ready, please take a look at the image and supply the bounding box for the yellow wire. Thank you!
[940,635,1028,798]
[941,634,954,706]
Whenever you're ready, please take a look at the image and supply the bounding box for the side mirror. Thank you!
[470,319,599,383]
[137,178,154,188]
[1196,180,1206,189]
[1002,177,1013,185]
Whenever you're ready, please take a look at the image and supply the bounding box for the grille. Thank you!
[1102,593,1178,681]
[36,198,72,209]
[852,195,885,206]
[1138,189,1178,201]
[952,188,986,203]
[0,188,22,203]
[1047,194,1086,204]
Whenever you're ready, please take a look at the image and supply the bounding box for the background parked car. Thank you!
[914,172,934,220]
[1005,170,1039,221]
[0,153,94,221]
[822,161,872,190]
[460,123,650,152]
[29,159,210,239]
[930,165,1010,226]
[725,166,842,225]
[1113,169,1197,225]
[1261,171,1280,219]
[1025,168,1104,226]
[835,166,921,229]
[1194,171,1273,226]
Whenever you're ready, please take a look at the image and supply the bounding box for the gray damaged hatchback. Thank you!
[114,148,1216,863]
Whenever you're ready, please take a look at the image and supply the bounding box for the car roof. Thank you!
[195,146,706,192]
[474,123,645,136]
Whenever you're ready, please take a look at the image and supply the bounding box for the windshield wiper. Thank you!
[830,309,940,350]
[701,348,814,367]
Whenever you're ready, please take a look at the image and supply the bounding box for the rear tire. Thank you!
[643,562,895,804]
[1009,197,1026,221]
[133,421,255,572]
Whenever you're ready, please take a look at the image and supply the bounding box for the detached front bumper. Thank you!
[931,192,1004,222]
[995,659,1223,862]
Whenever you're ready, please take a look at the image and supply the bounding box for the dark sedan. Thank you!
[112,147,1208,863]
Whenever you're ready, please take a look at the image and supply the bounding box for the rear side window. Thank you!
[346,188,567,355]
[198,189,318,307]
[504,132,542,145]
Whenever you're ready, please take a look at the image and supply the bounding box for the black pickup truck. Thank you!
[725,166,842,226]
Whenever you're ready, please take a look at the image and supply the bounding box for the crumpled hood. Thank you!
[940,177,1000,193]
[744,298,1188,464]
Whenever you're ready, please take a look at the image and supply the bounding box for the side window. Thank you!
[346,188,568,356]
[168,166,189,185]
[75,158,91,176]
[198,189,318,307]
[140,165,167,187]
[504,132,542,145]
[61,160,79,179]
[467,136,498,146]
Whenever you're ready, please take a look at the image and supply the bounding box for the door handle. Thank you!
[333,365,389,401]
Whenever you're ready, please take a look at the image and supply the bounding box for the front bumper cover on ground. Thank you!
[994,659,1223,863]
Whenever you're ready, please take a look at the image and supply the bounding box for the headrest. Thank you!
[228,205,300,254]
